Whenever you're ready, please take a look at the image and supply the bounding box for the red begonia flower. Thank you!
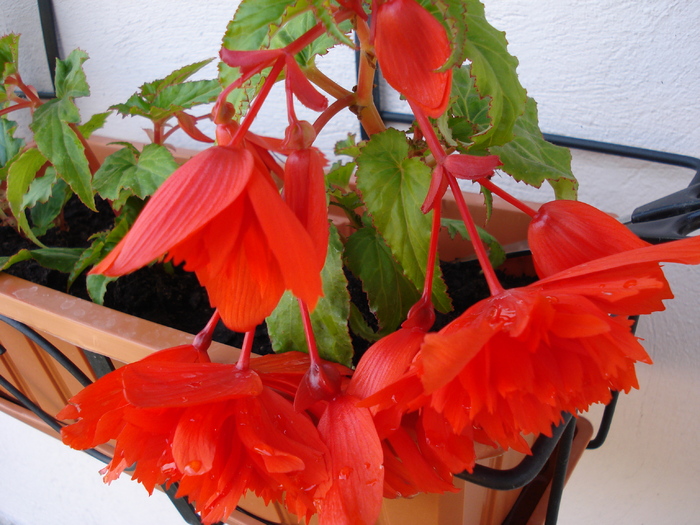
[60,350,334,525]
[529,199,650,277]
[316,394,384,525]
[374,0,453,117]
[419,235,700,450]
[284,146,329,272]
[91,146,323,332]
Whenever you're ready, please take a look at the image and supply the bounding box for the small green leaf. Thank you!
[326,161,355,188]
[448,65,491,146]
[31,100,95,210]
[86,273,118,305]
[54,49,90,100]
[490,98,577,199]
[77,111,111,139]
[6,148,47,245]
[441,217,506,268]
[30,177,70,237]
[267,225,353,366]
[344,224,421,335]
[222,0,296,52]
[356,129,451,312]
[0,34,20,85]
[0,117,24,170]
[93,144,178,209]
[334,134,360,159]
[111,60,220,121]
[0,247,84,273]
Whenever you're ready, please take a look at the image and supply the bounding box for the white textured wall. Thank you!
[1,1,700,524]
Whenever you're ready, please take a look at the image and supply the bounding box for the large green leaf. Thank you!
[344,224,421,336]
[29,176,71,237]
[356,129,451,312]
[93,143,178,209]
[77,111,111,139]
[222,0,296,51]
[448,65,491,147]
[491,98,577,199]
[31,99,95,210]
[458,0,527,150]
[267,225,353,366]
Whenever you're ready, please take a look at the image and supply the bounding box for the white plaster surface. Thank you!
[1,1,700,524]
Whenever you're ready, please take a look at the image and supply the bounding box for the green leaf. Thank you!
[0,247,84,273]
[0,117,24,170]
[326,161,355,188]
[111,60,220,121]
[93,144,178,209]
[271,9,352,64]
[441,217,506,268]
[30,177,71,237]
[77,111,111,139]
[356,129,451,312]
[448,65,491,146]
[6,148,47,245]
[490,98,577,199]
[0,34,20,85]
[267,225,353,366]
[344,224,421,335]
[222,0,296,52]
[31,99,95,210]
[54,49,90,100]
[86,273,118,305]
[458,0,527,149]
[334,134,360,159]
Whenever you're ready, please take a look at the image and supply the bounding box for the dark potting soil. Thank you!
[0,195,535,361]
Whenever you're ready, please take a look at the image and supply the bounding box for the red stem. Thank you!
[0,100,32,117]
[232,57,286,145]
[297,298,323,366]
[236,330,255,370]
[313,94,354,134]
[479,178,537,218]
[447,173,504,296]
[192,310,221,356]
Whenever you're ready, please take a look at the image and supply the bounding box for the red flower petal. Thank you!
[317,395,384,525]
[92,146,254,276]
[122,362,263,407]
[374,0,453,117]
[443,154,502,180]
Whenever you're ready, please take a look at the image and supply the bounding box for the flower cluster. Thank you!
[39,1,700,524]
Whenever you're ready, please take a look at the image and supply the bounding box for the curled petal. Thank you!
[443,154,502,180]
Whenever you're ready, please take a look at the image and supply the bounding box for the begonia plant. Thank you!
[3,1,700,524]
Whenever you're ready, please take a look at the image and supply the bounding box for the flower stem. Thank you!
[447,174,504,296]
[479,178,537,218]
[193,310,221,354]
[354,16,386,136]
[232,57,286,144]
[298,298,323,366]
[236,330,255,370]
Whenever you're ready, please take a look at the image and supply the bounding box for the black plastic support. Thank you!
[457,413,574,491]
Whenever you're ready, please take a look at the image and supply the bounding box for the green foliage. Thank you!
[441,217,506,268]
[93,143,179,209]
[111,59,220,121]
[344,223,422,337]
[267,225,353,366]
[356,129,451,313]
[0,33,19,100]
[0,117,23,171]
[491,98,577,199]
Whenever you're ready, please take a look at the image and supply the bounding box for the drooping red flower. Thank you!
[418,235,700,450]
[59,350,335,525]
[91,146,323,332]
[528,199,651,277]
[374,0,453,117]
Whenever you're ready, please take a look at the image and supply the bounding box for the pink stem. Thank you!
[193,310,221,353]
[479,178,537,218]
